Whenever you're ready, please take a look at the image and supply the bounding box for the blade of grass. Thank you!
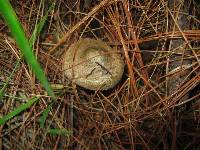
[29,1,56,47]
[28,1,56,128]
[47,128,72,136]
[0,0,55,99]
[0,0,56,128]
[28,0,57,128]
[0,96,40,125]
[39,104,52,128]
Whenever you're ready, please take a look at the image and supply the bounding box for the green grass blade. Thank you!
[29,1,56,47]
[0,96,40,125]
[29,1,57,128]
[39,104,52,128]
[0,0,55,99]
[29,1,56,128]
[47,128,72,136]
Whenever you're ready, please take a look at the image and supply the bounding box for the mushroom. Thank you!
[63,38,124,90]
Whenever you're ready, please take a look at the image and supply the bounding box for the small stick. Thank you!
[95,62,112,76]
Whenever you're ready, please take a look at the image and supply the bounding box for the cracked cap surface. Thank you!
[63,38,124,90]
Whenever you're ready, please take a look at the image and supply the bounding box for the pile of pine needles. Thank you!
[0,0,200,149]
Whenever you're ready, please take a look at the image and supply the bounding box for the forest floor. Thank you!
[0,0,200,149]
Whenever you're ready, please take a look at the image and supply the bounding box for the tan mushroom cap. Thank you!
[63,38,124,90]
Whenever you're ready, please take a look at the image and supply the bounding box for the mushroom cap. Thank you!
[63,38,124,90]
